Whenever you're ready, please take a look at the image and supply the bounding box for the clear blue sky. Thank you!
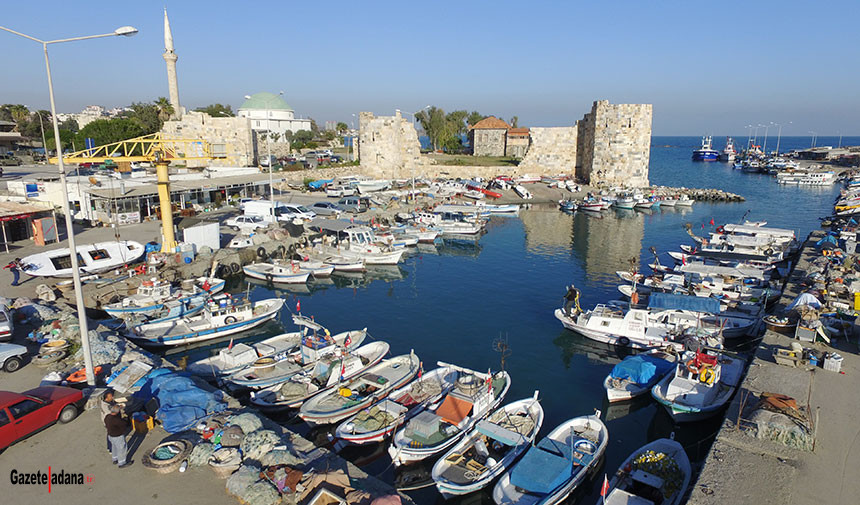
[1,0,856,135]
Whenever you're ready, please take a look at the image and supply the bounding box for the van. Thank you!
[243,200,284,223]
[337,196,370,214]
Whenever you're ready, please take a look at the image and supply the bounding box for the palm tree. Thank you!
[155,97,174,122]
[10,105,29,130]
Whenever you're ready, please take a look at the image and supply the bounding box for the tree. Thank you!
[336,122,348,133]
[293,130,313,144]
[154,97,174,122]
[446,110,469,137]
[44,129,77,152]
[510,116,519,128]
[194,103,234,117]
[415,106,450,151]
[59,117,79,133]
[269,132,281,143]
[76,118,146,148]
[323,130,337,142]
[467,111,486,127]
[309,118,320,135]
[124,102,162,134]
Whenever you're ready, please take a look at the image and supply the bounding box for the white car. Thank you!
[224,215,268,232]
[277,204,316,221]
[0,306,12,342]
[0,343,26,372]
[325,185,356,198]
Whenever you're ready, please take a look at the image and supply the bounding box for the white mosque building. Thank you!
[237,93,312,141]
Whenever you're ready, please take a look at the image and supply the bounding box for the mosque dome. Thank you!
[239,92,293,111]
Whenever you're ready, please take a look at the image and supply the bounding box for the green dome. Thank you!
[239,92,293,111]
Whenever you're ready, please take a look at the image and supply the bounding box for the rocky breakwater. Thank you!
[647,185,745,202]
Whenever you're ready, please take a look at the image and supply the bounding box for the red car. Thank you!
[0,386,83,451]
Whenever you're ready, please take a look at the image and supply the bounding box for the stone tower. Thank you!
[576,100,652,187]
[163,8,181,119]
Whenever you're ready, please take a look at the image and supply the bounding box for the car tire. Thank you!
[3,356,22,373]
[58,404,78,424]
[233,226,240,232]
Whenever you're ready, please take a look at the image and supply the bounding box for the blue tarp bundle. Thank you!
[509,437,573,494]
[308,179,334,189]
[648,292,721,314]
[136,369,227,433]
[816,235,838,247]
[610,355,675,385]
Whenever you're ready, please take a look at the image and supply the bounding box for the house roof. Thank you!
[238,92,293,112]
[470,116,510,130]
[507,127,530,135]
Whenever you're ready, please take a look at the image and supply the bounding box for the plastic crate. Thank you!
[824,355,843,373]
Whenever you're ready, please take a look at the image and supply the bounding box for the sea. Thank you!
[172,136,857,505]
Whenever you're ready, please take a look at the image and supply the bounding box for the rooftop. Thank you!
[238,92,293,112]
[0,201,54,221]
[470,116,511,130]
[86,172,286,200]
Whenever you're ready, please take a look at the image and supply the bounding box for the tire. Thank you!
[142,440,193,474]
[617,337,631,347]
[224,316,237,324]
[58,404,78,423]
[32,350,65,367]
[3,356,22,373]
[257,246,267,258]
[275,245,286,258]
[233,226,240,232]
[230,262,241,274]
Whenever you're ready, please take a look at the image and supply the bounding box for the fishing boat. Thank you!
[558,200,577,212]
[119,299,207,328]
[334,365,458,446]
[103,276,225,317]
[514,185,533,200]
[186,329,304,378]
[128,296,284,346]
[554,304,694,351]
[651,348,744,422]
[692,136,719,161]
[614,196,636,210]
[306,219,404,265]
[603,352,677,403]
[250,341,390,410]
[675,195,694,207]
[227,321,368,389]
[414,211,484,236]
[463,189,486,200]
[299,351,421,425]
[493,414,608,505]
[433,394,544,499]
[601,438,691,505]
[355,179,391,193]
[22,240,145,277]
[579,199,604,212]
[719,137,737,162]
[243,261,311,284]
[298,246,366,273]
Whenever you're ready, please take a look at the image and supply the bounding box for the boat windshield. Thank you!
[50,253,85,270]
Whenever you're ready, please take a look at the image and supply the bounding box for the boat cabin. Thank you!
[127,279,173,305]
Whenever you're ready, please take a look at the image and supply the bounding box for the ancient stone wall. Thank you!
[355,111,425,179]
[519,126,578,175]
[471,129,507,156]
[575,100,652,187]
[505,134,530,158]
[162,111,254,167]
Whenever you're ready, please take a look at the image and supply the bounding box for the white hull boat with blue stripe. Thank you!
[128,297,284,346]
[103,277,225,317]
[243,262,312,284]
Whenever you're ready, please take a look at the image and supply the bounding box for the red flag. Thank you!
[340,358,346,380]
[600,474,609,497]
[227,337,234,350]
[418,362,423,379]
[701,223,705,229]
[296,299,301,312]
[709,218,715,226]
[344,334,351,348]
[682,254,687,266]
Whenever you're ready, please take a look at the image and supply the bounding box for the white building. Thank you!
[237,92,312,141]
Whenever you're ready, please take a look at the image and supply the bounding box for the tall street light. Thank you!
[246,91,282,220]
[808,131,817,148]
[746,125,753,148]
[774,121,791,156]
[762,122,773,155]
[25,106,49,164]
[1,24,138,386]
[397,105,430,202]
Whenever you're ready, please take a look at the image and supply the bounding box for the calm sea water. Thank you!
[173,136,855,504]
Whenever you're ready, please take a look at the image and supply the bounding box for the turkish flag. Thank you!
[296,299,301,312]
[709,218,715,226]
[600,474,610,497]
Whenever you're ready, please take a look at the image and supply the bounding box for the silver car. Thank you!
[310,202,344,217]
[0,343,27,373]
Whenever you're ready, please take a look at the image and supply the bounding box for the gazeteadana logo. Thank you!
[10,467,94,492]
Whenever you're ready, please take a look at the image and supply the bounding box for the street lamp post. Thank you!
[1,24,138,386]
[762,122,773,155]
[246,92,282,220]
[397,105,430,202]
[774,121,791,156]
[808,131,817,148]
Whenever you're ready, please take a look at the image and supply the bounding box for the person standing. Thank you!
[99,389,118,452]
[105,404,131,468]
[563,284,581,318]
[4,258,23,287]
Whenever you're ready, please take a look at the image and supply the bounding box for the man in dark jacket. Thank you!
[3,258,22,286]
[563,284,581,317]
[105,404,131,467]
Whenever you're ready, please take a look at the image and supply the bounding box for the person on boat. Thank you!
[4,258,23,286]
[563,284,581,317]
[104,404,132,468]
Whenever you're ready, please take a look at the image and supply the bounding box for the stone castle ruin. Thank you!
[356,100,652,187]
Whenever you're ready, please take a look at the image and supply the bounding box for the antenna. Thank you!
[493,334,511,371]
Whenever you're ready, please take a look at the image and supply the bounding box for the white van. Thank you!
[243,200,284,223]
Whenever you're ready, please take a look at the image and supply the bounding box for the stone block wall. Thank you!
[505,134,530,158]
[519,126,578,175]
[575,100,652,187]
[162,111,254,167]
[355,111,425,179]
[470,128,507,157]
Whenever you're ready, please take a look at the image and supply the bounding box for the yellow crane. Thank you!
[51,132,222,252]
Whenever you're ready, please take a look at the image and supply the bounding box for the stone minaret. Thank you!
[163,8,181,119]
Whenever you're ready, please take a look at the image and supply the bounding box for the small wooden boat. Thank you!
[334,365,457,446]
[103,276,224,317]
[762,314,797,335]
[513,185,533,200]
[249,341,389,410]
[603,352,677,403]
[493,414,608,505]
[433,394,544,499]
[22,240,145,277]
[299,351,421,425]
[601,438,691,505]
[243,262,311,284]
[128,296,283,346]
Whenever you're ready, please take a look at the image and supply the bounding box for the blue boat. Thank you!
[692,136,720,161]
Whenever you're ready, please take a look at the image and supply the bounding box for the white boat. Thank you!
[463,189,485,200]
[22,240,145,277]
[614,196,636,210]
[601,438,691,505]
[103,276,225,317]
[186,327,304,378]
[603,351,677,403]
[777,170,836,186]
[433,394,544,499]
[355,179,391,193]
[719,137,737,162]
[307,219,404,265]
[227,236,254,249]
[299,351,421,425]
[651,348,744,422]
[675,195,694,207]
[389,366,512,466]
[554,305,692,351]
[514,185,533,200]
[334,365,458,446]
[414,211,484,236]
[227,322,368,389]
[493,414,608,505]
[250,341,389,410]
[129,296,284,346]
[243,262,310,284]
[299,245,366,272]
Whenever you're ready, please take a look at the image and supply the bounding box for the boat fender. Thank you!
[715,225,725,234]
[617,336,631,347]
[765,248,774,256]
[822,250,830,257]
[276,245,286,257]
[230,262,241,274]
[225,316,237,324]
[291,263,300,274]
[257,246,267,258]
[265,273,274,284]
[338,387,353,397]
[699,367,716,385]
[133,265,146,275]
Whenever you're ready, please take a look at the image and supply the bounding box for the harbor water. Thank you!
[171,136,855,504]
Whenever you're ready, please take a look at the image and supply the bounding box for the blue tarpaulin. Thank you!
[135,369,226,433]
[308,179,334,189]
[509,442,572,494]
[610,355,675,385]
[648,292,721,314]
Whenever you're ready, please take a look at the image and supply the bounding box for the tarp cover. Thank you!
[308,179,334,189]
[141,369,227,433]
[509,444,572,494]
[648,292,721,314]
[436,394,472,425]
[610,355,675,385]
[787,292,823,311]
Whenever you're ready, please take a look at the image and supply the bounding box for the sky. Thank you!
[0,0,857,135]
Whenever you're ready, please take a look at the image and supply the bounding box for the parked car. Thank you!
[0,306,12,342]
[0,343,27,373]
[337,196,369,214]
[277,204,316,221]
[326,184,356,198]
[224,215,268,232]
[237,197,257,210]
[0,154,21,167]
[330,155,342,163]
[0,386,83,451]
[310,202,344,217]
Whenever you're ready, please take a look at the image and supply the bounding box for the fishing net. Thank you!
[228,412,263,434]
[488,409,537,435]
[279,381,310,400]
[401,378,444,405]
[353,406,398,431]
[632,450,683,498]
[241,430,281,462]
[188,442,216,467]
